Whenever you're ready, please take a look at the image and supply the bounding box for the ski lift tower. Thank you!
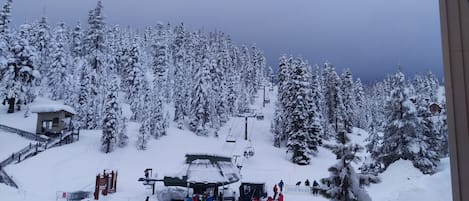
[236,112,256,141]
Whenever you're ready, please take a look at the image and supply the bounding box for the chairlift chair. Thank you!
[226,129,236,143]
[243,146,255,159]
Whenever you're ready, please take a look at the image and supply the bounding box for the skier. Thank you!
[278,193,284,201]
[305,179,310,186]
[273,184,278,200]
[244,190,250,201]
[193,193,200,201]
[278,180,284,192]
[312,180,319,196]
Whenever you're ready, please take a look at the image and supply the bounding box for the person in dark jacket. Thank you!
[278,180,284,192]
[312,180,319,196]
[244,190,250,201]
[305,179,310,186]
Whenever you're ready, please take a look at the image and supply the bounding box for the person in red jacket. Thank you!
[273,184,278,200]
[278,193,284,201]
[192,193,199,201]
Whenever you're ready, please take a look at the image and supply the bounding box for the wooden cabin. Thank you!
[31,104,76,136]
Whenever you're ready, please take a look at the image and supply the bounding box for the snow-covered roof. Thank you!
[30,104,76,115]
[165,154,240,186]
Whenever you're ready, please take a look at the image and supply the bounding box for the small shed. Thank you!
[31,104,76,136]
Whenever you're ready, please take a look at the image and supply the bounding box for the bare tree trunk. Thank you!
[7,98,15,113]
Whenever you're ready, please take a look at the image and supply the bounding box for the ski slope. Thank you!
[0,88,452,201]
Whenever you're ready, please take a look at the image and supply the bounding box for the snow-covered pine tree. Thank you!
[322,62,345,134]
[319,131,377,201]
[123,42,147,121]
[286,57,321,165]
[117,109,128,148]
[137,118,150,150]
[341,69,355,133]
[101,76,120,153]
[172,23,187,129]
[435,102,448,158]
[208,35,229,130]
[353,78,366,129]
[48,22,72,100]
[425,71,439,102]
[240,46,257,103]
[70,22,84,58]
[189,46,211,136]
[413,98,440,174]
[273,55,291,147]
[149,91,166,138]
[82,1,107,129]
[150,31,170,103]
[250,45,266,95]
[367,81,387,131]
[63,22,84,110]
[310,64,327,140]
[1,24,39,113]
[360,111,383,174]
[33,16,51,87]
[137,88,153,150]
[378,71,420,169]
[225,45,240,115]
[76,61,93,129]
[0,0,12,82]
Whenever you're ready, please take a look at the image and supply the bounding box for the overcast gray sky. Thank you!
[10,0,443,81]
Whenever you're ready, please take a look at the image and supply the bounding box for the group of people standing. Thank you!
[267,180,284,201]
[267,178,320,201]
[303,179,320,195]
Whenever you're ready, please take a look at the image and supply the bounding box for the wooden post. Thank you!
[263,86,266,108]
[94,175,100,200]
[244,117,248,141]
[110,171,114,190]
[102,173,108,196]
[114,171,117,193]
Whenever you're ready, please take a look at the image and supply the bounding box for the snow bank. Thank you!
[368,159,452,201]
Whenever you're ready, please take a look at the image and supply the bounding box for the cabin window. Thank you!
[42,120,52,131]
[52,117,59,127]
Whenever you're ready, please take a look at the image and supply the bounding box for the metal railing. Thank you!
[0,128,80,188]
[0,168,18,188]
[0,124,48,142]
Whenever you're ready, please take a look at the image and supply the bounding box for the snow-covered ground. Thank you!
[0,89,452,201]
